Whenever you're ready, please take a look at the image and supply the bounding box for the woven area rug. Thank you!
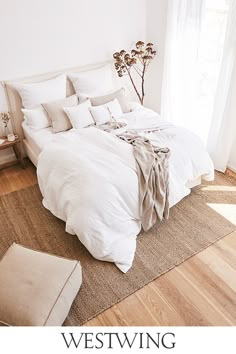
[0,173,235,325]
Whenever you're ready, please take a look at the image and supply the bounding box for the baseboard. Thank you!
[225,167,236,180]
[227,165,236,173]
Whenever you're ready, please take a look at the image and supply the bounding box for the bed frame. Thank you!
[2,60,112,166]
[2,62,201,188]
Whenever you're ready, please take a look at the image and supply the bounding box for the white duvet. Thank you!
[37,106,214,272]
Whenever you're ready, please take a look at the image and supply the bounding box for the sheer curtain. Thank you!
[161,0,205,131]
[161,0,236,172]
[207,0,236,172]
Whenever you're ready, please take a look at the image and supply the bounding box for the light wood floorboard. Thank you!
[0,162,235,326]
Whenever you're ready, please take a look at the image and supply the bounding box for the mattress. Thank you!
[22,121,60,157]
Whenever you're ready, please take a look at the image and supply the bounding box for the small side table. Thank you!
[0,136,25,170]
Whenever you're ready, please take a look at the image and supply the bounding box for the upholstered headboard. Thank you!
[2,60,112,141]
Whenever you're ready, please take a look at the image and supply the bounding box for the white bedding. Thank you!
[37,106,214,272]
[22,121,68,156]
[22,122,54,156]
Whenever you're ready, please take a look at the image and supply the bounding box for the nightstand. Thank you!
[0,136,25,170]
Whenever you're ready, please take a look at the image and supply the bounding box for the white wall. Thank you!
[227,60,236,172]
[145,0,168,113]
[0,0,146,162]
[228,138,236,172]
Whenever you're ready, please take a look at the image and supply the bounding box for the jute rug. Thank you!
[0,173,235,325]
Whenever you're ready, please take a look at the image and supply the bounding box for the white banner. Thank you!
[0,326,235,354]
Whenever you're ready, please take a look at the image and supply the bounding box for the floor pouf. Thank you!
[0,243,82,326]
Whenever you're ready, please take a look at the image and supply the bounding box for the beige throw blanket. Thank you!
[97,122,170,231]
[119,132,170,231]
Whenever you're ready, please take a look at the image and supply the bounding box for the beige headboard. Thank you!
[2,60,112,141]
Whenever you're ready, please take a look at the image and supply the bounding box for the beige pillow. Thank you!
[42,95,78,133]
[90,88,130,113]
[0,243,82,326]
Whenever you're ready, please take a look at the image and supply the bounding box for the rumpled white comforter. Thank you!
[37,106,214,272]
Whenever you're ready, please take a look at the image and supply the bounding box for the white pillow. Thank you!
[64,100,95,129]
[22,106,51,131]
[16,75,67,109]
[68,65,114,97]
[89,99,123,126]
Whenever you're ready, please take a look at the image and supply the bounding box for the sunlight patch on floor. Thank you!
[202,185,236,192]
[207,203,236,226]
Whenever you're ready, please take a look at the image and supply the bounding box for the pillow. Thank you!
[42,95,78,133]
[22,106,51,131]
[68,65,114,97]
[15,74,67,109]
[0,243,82,326]
[89,99,123,125]
[90,88,130,113]
[129,101,142,111]
[64,99,95,129]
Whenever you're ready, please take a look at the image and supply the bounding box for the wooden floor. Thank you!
[0,161,236,326]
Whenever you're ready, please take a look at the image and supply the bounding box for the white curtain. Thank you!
[207,0,236,172]
[161,0,236,172]
[161,0,205,131]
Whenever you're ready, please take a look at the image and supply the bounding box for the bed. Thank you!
[3,62,214,272]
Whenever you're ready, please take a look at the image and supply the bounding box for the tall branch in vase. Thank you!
[113,41,156,105]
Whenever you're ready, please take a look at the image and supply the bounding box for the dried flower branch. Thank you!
[113,41,156,104]
[1,112,10,128]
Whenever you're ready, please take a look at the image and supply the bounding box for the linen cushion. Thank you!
[64,99,95,129]
[68,65,114,97]
[22,106,51,131]
[90,88,130,113]
[0,243,82,326]
[89,99,123,125]
[15,74,67,109]
[42,95,78,133]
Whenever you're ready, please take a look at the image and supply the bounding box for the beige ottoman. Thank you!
[0,243,82,326]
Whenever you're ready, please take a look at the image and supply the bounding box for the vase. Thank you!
[4,125,10,138]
